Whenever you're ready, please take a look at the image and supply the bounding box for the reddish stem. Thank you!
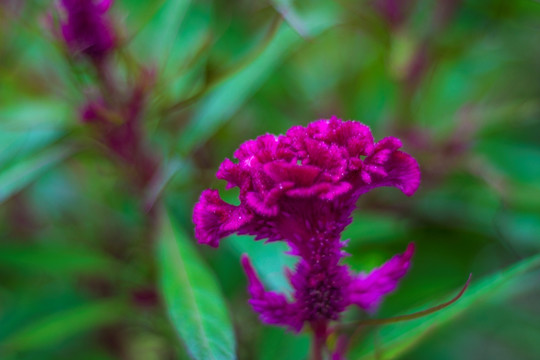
[311,321,328,360]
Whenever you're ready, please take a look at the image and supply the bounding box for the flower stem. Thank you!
[337,274,472,357]
[349,273,471,328]
[311,334,324,360]
[311,322,328,360]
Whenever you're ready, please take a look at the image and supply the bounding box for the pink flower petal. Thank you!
[349,243,415,312]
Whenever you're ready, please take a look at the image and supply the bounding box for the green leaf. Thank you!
[271,0,309,38]
[351,253,540,359]
[0,128,64,169]
[0,100,69,128]
[0,300,125,355]
[177,8,340,154]
[128,0,192,70]
[0,244,117,276]
[477,139,540,183]
[0,145,73,204]
[153,0,192,70]
[157,210,236,360]
[143,158,185,211]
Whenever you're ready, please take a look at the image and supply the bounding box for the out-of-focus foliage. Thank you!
[1,0,540,359]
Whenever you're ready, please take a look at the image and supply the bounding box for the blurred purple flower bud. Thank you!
[59,0,115,62]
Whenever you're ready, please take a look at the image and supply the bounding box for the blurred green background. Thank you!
[1,0,540,359]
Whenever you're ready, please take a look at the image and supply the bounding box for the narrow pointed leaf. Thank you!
[129,0,191,70]
[157,210,236,360]
[0,128,64,169]
[178,8,340,154]
[0,300,125,354]
[0,145,73,204]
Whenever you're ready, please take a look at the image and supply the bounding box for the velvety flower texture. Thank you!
[193,117,420,334]
[59,0,115,61]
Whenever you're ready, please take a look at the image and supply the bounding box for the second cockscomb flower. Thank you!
[193,117,420,338]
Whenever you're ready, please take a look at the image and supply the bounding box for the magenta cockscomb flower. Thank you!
[58,0,115,61]
[193,117,420,339]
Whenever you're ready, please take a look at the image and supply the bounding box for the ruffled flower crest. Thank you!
[193,117,420,331]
